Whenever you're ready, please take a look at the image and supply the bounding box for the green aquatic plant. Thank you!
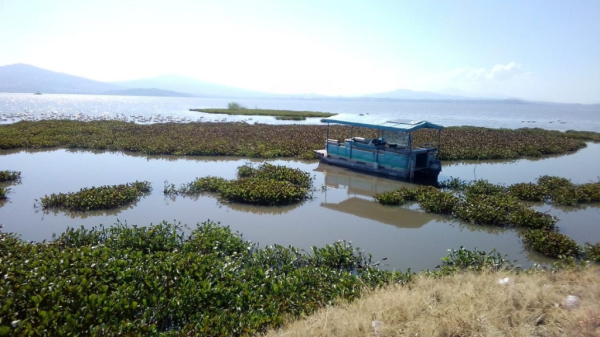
[0,187,7,199]
[414,186,459,215]
[373,187,419,206]
[180,176,230,194]
[0,221,408,336]
[1,121,594,161]
[521,229,581,259]
[0,170,21,182]
[584,242,600,263]
[221,178,308,206]
[507,182,547,201]
[174,163,314,206]
[435,247,514,274]
[39,181,152,211]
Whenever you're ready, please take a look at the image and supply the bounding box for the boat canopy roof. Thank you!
[321,114,443,132]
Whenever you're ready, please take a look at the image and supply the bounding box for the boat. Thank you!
[315,114,443,181]
[34,91,42,95]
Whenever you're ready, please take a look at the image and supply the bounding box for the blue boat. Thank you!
[315,115,443,181]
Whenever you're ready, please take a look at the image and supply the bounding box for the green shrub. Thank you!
[521,229,581,258]
[0,187,7,199]
[40,181,152,211]
[227,101,245,110]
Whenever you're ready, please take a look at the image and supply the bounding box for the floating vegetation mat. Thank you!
[376,176,600,261]
[167,163,314,206]
[1,121,596,161]
[39,181,152,211]
[0,221,411,336]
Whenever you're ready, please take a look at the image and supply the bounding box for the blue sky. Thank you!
[0,0,598,103]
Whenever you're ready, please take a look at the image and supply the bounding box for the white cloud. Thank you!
[445,62,525,82]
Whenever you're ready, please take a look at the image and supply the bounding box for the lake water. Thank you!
[1,93,600,131]
[1,93,599,270]
[1,144,599,271]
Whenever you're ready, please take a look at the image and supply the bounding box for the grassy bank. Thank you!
[266,266,600,337]
[1,120,597,161]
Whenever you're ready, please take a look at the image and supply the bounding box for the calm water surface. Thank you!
[1,93,599,131]
[2,144,599,271]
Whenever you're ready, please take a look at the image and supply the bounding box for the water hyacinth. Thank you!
[39,181,152,211]
[0,121,595,160]
[521,229,581,259]
[169,163,314,206]
[0,221,406,336]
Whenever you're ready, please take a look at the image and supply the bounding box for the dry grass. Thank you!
[265,267,600,337]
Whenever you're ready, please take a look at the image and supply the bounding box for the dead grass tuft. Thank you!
[265,267,600,337]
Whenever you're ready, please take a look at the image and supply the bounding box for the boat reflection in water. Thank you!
[314,163,447,229]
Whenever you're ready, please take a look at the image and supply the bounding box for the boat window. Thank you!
[384,131,409,147]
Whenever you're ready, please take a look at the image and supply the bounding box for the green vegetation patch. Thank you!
[507,175,600,206]
[521,229,581,259]
[40,181,152,211]
[191,107,336,118]
[0,170,21,182]
[0,121,596,161]
[0,187,7,199]
[0,221,405,336]
[167,163,314,206]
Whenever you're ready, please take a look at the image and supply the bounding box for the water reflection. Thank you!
[440,142,600,185]
[37,200,140,219]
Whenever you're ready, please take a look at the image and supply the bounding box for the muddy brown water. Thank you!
[1,143,599,271]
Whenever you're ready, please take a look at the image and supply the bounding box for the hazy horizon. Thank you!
[1,0,599,104]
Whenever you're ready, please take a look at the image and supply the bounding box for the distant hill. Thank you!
[112,75,271,98]
[103,87,196,97]
[0,64,122,94]
[361,88,478,100]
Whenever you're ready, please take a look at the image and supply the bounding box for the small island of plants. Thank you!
[39,181,152,211]
[190,102,337,121]
[375,176,600,261]
[166,163,314,206]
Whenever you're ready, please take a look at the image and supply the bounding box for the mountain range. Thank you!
[0,63,505,101]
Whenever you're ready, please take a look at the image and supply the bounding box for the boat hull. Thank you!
[316,151,441,181]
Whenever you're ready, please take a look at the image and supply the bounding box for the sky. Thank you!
[0,0,599,103]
